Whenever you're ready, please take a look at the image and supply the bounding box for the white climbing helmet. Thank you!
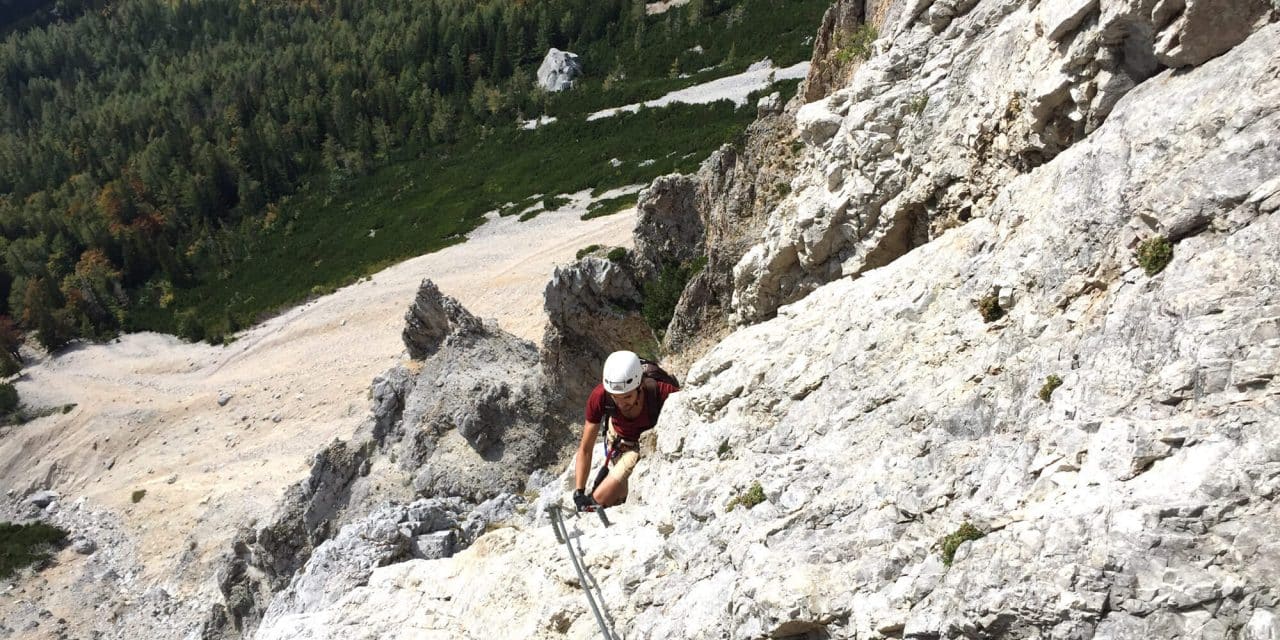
[602,351,643,394]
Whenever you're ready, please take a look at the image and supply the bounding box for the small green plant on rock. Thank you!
[1137,236,1173,276]
[939,522,984,566]
[0,521,68,579]
[576,244,601,260]
[909,93,929,115]
[607,247,628,263]
[726,482,766,512]
[717,439,731,458]
[131,489,147,504]
[835,24,878,64]
[978,293,1004,323]
[1038,374,1063,402]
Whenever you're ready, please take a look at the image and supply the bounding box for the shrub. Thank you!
[978,293,1004,323]
[607,247,628,263]
[576,244,602,260]
[1137,236,1173,276]
[1038,374,1063,402]
[541,195,571,212]
[0,521,68,579]
[0,351,19,378]
[642,259,702,337]
[131,489,147,504]
[0,383,17,415]
[726,482,765,512]
[939,522,984,566]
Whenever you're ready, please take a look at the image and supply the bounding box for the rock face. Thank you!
[256,496,517,631]
[205,288,571,637]
[536,48,582,92]
[402,279,485,358]
[541,256,652,407]
[631,174,705,283]
[725,0,1278,326]
[252,13,1280,640]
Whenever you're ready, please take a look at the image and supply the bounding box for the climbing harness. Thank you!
[547,504,619,640]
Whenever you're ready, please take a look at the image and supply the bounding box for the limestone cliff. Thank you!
[250,2,1280,640]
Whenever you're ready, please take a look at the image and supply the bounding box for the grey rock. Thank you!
[409,531,455,560]
[757,91,783,116]
[1153,0,1274,67]
[217,392,232,407]
[1247,609,1279,640]
[542,256,649,404]
[71,538,96,555]
[402,279,485,359]
[536,48,582,92]
[632,174,705,283]
[27,490,57,508]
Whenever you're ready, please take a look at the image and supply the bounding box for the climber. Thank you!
[572,350,680,511]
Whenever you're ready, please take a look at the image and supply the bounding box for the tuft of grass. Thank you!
[576,244,602,260]
[726,482,766,512]
[978,293,1004,323]
[607,247,628,263]
[717,439,731,458]
[909,93,929,115]
[131,489,147,504]
[1137,236,1173,276]
[0,521,68,579]
[1038,374,1063,403]
[939,522,984,566]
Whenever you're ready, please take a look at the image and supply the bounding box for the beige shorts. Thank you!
[606,427,642,483]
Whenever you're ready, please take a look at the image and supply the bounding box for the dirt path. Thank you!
[0,197,639,636]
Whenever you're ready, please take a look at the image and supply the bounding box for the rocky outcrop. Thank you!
[657,111,806,352]
[256,496,517,631]
[631,175,705,284]
[536,48,582,92]
[729,0,1278,325]
[541,256,652,406]
[403,279,485,359]
[204,286,570,638]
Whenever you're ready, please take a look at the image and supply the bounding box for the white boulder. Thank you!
[536,48,582,92]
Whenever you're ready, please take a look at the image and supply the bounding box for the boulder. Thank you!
[536,48,582,92]
[795,97,843,146]
[27,490,57,508]
[757,91,783,116]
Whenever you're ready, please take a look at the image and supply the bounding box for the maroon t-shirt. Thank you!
[585,381,679,440]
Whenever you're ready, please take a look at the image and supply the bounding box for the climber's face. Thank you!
[610,388,641,414]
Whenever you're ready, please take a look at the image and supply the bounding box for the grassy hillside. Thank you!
[1,0,825,343]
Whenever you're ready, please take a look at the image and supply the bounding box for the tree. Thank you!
[21,278,71,352]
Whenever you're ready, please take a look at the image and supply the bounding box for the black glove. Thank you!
[573,489,592,511]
